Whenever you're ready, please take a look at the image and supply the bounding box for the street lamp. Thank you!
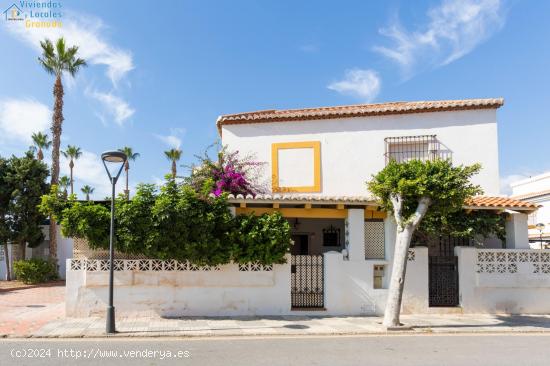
[101,150,127,334]
[536,223,545,251]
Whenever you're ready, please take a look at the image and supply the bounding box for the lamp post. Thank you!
[536,223,545,251]
[101,150,127,334]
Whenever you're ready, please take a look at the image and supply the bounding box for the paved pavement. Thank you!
[2,283,550,338]
[30,313,550,338]
[2,334,550,365]
[0,282,65,337]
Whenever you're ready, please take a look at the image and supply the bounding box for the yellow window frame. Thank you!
[271,141,321,193]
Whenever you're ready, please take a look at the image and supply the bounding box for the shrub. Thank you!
[39,177,292,266]
[231,212,292,265]
[13,258,58,284]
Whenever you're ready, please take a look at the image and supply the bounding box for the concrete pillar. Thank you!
[505,212,530,249]
[346,209,365,261]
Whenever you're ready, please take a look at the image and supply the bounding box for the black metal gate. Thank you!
[291,255,324,309]
[429,256,459,307]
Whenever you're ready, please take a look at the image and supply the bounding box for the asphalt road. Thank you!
[1,334,550,366]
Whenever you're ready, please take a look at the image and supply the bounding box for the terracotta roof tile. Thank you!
[217,98,504,132]
[464,196,539,210]
[224,194,538,211]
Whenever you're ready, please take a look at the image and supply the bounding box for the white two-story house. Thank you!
[218,98,540,312]
[67,98,549,318]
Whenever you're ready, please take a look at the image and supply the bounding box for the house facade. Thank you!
[66,98,550,317]
[511,172,550,248]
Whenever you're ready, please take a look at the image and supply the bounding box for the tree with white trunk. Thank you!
[367,159,482,328]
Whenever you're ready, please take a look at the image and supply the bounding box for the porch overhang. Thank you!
[226,194,385,219]
[226,194,540,218]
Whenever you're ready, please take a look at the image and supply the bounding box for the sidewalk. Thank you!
[24,313,550,338]
[0,281,65,337]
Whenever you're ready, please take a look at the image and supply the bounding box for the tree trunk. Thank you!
[37,148,43,161]
[172,160,177,178]
[19,241,26,261]
[383,195,431,328]
[383,224,415,327]
[69,160,74,195]
[125,162,129,199]
[49,74,64,260]
[3,242,10,281]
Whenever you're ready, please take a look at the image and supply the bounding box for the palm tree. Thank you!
[39,37,86,260]
[118,146,140,198]
[164,148,182,178]
[61,145,82,195]
[31,132,52,161]
[58,175,70,196]
[81,185,94,201]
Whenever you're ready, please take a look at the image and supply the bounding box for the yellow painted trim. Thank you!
[272,203,280,209]
[236,207,347,219]
[337,204,345,210]
[239,202,246,208]
[365,210,387,219]
[305,203,312,209]
[271,141,321,193]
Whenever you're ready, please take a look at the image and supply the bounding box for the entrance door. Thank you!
[291,234,309,255]
[429,256,459,307]
[291,254,324,309]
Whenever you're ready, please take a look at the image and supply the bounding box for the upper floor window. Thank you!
[384,135,449,165]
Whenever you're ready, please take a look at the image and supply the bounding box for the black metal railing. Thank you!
[291,255,324,309]
[384,135,451,165]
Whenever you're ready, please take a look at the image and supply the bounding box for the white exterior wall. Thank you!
[222,109,500,196]
[511,173,550,244]
[66,249,429,317]
[66,258,292,317]
[456,247,550,313]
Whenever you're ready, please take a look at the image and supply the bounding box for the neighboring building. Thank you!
[511,172,550,248]
[67,98,550,317]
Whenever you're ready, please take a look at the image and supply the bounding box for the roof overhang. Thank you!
[216,98,504,136]
[226,194,539,214]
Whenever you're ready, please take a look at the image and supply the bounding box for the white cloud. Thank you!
[4,11,133,85]
[88,90,135,125]
[154,128,185,149]
[374,0,505,75]
[327,69,381,102]
[0,99,50,144]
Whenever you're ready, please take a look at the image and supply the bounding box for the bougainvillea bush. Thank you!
[186,144,266,197]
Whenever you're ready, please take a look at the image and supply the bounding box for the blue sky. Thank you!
[0,0,549,198]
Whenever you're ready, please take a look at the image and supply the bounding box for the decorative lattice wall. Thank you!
[364,220,385,259]
[72,237,148,260]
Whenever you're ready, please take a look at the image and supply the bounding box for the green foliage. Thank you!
[115,183,156,255]
[368,159,482,225]
[60,202,110,249]
[231,212,292,265]
[42,178,291,265]
[6,152,50,248]
[13,258,58,284]
[145,179,234,265]
[39,185,72,221]
[418,209,506,242]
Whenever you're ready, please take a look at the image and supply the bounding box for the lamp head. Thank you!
[101,150,127,181]
[101,151,127,163]
[536,223,545,232]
